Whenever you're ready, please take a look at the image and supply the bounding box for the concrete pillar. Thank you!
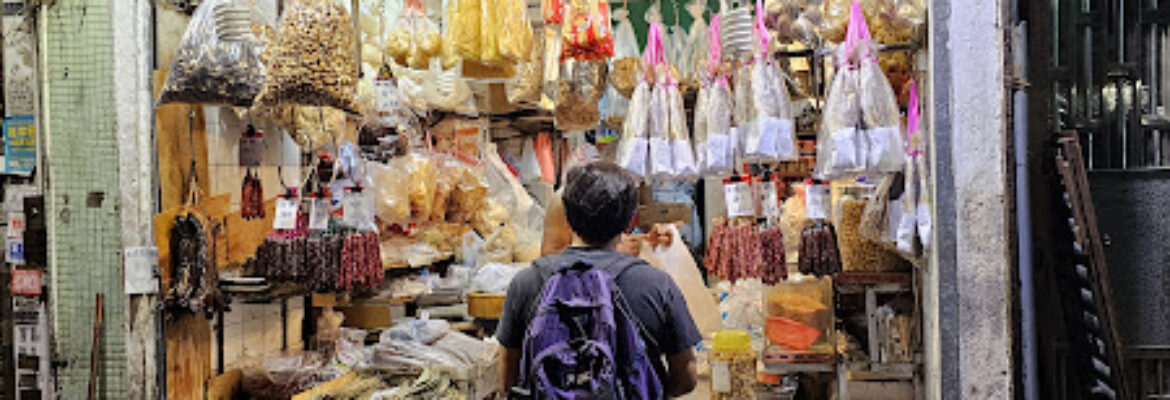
[928,0,1014,398]
[112,0,159,398]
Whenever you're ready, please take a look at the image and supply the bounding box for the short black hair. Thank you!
[562,161,639,246]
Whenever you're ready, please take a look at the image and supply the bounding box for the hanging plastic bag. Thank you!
[555,59,605,131]
[745,0,797,161]
[704,15,734,175]
[159,0,269,107]
[519,137,542,183]
[639,225,723,337]
[501,0,535,61]
[618,81,651,178]
[645,25,674,180]
[682,0,709,86]
[535,133,557,184]
[848,2,906,173]
[669,81,697,180]
[507,31,544,106]
[370,158,412,225]
[814,5,871,179]
[543,0,564,24]
[906,81,931,252]
[561,0,614,60]
[693,86,711,173]
[448,0,481,63]
[609,9,642,98]
[256,0,358,112]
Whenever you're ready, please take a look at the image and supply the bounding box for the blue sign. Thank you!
[4,115,35,175]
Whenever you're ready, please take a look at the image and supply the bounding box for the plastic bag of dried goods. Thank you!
[159,0,269,107]
[669,81,697,180]
[814,7,870,179]
[693,86,710,172]
[617,81,651,178]
[852,3,905,173]
[682,0,709,85]
[645,24,674,180]
[500,0,535,61]
[370,158,411,225]
[561,0,614,60]
[554,59,605,131]
[746,0,797,161]
[507,31,544,106]
[255,0,358,112]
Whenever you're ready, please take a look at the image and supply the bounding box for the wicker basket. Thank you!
[467,292,506,319]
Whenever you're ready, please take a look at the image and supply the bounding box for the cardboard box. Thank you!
[637,203,692,232]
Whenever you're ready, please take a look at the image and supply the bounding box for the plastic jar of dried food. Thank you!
[710,330,757,400]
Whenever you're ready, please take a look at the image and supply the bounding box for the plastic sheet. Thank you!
[468,262,518,294]
[159,0,268,107]
[255,0,358,112]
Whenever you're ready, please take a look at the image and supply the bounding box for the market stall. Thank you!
[149,0,932,398]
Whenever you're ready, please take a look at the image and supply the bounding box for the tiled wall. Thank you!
[204,105,308,370]
[212,298,306,370]
[204,106,302,213]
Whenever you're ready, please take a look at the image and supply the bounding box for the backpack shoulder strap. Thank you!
[605,257,661,351]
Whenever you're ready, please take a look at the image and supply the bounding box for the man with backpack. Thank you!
[497,161,702,399]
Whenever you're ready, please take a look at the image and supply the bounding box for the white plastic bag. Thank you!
[814,64,864,179]
[639,225,723,337]
[519,137,542,183]
[860,58,906,172]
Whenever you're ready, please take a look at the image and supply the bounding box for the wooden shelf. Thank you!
[834,271,913,286]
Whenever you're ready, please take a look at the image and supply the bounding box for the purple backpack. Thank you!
[512,261,664,400]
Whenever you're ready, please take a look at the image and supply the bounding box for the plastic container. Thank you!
[763,276,833,352]
[710,330,757,400]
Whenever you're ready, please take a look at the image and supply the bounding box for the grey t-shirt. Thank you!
[496,247,703,385]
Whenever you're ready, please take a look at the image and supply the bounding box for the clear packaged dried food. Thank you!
[745,5,797,161]
[406,153,437,221]
[561,0,614,60]
[617,80,651,177]
[682,0,709,85]
[554,59,605,131]
[255,0,358,113]
[670,82,698,180]
[648,79,673,180]
[608,8,641,98]
[706,80,735,174]
[507,31,544,106]
[693,86,710,172]
[158,0,269,107]
[860,53,906,172]
[500,0,535,62]
[814,51,863,178]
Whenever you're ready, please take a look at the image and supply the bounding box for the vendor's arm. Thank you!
[665,349,699,398]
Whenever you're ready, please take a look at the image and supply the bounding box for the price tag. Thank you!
[123,247,159,295]
[723,181,755,218]
[239,137,263,167]
[711,361,731,393]
[273,197,299,230]
[10,269,40,296]
[758,181,780,218]
[309,198,330,231]
[343,192,372,229]
[7,211,24,239]
[806,183,831,220]
[375,79,400,112]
